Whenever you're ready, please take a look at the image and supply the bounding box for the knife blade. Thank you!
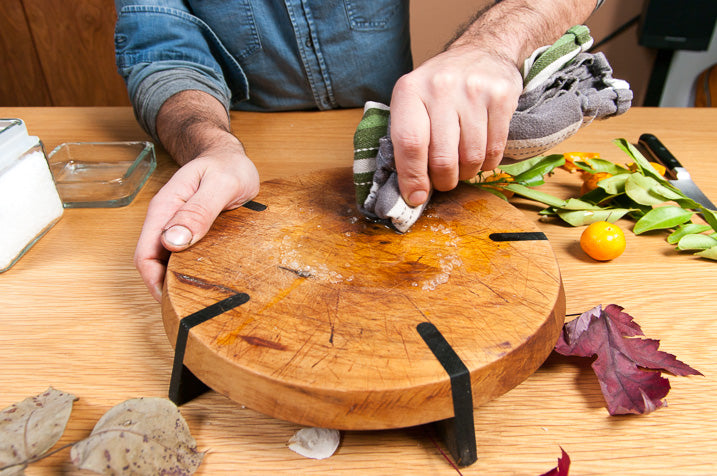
[638,133,716,210]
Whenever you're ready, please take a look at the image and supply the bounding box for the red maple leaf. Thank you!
[555,304,702,415]
[540,447,570,476]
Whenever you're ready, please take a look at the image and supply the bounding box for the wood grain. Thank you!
[0,0,52,106]
[163,168,564,429]
[22,0,130,106]
[0,107,716,474]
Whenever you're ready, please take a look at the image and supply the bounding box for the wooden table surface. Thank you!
[1,106,716,475]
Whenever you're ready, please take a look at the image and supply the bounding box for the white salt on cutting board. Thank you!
[0,120,64,272]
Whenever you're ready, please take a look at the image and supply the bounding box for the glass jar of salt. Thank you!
[0,119,64,272]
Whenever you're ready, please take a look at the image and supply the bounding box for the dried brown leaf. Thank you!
[0,387,77,476]
[70,397,203,475]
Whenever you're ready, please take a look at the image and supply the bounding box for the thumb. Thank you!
[161,180,255,252]
[162,223,195,251]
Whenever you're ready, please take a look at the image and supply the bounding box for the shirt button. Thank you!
[305,38,312,48]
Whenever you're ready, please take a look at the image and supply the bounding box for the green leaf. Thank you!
[700,208,717,231]
[613,138,671,184]
[676,233,717,251]
[633,206,694,234]
[480,186,509,201]
[579,189,617,208]
[654,183,687,201]
[667,223,713,244]
[538,207,558,216]
[696,246,717,260]
[596,174,629,195]
[556,208,631,226]
[499,154,564,177]
[575,158,631,175]
[675,197,704,210]
[510,155,566,186]
[497,157,542,176]
[624,174,661,205]
[502,183,567,208]
[625,173,685,205]
[606,197,649,221]
[561,198,603,210]
[611,194,651,214]
[628,209,648,220]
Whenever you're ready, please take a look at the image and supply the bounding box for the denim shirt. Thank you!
[114,1,412,138]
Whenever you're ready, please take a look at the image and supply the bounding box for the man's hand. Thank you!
[135,137,259,301]
[390,45,522,206]
[389,0,598,207]
[135,90,259,301]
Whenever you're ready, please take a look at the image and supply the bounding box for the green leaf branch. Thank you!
[467,139,717,261]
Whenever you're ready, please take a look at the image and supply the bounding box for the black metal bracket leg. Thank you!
[417,322,478,467]
[168,200,265,406]
[168,293,250,405]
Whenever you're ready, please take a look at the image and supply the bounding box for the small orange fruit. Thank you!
[580,221,626,261]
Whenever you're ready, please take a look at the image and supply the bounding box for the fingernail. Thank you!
[152,284,163,302]
[164,225,192,247]
[407,190,428,207]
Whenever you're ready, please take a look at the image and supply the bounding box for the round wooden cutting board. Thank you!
[162,167,565,430]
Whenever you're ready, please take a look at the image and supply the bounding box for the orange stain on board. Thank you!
[216,278,306,346]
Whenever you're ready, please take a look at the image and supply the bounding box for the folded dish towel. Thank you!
[353,25,632,233]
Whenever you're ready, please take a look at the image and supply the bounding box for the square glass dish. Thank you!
[47,141,156,208]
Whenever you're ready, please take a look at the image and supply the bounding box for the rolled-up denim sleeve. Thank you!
[114,0,249,140]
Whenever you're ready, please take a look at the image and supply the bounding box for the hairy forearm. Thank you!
[448,0,598,65]
[155,90,238,166]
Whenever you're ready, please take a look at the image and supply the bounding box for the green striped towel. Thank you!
[353,101,390,211]
[522,25,593,92]
[353,24,631,233]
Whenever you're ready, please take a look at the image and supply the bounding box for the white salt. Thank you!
[0,150,64,271]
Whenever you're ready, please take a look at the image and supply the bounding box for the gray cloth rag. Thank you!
[354,27,632,233]
[505,52,633,160]
[361,117,433,232]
